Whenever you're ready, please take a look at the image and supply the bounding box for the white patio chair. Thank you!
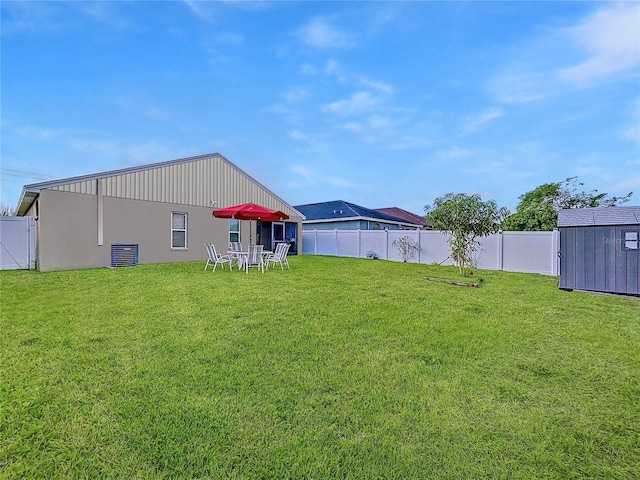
[245,244,264,273]
[229,241,243,269]
[204,243,232,272]
[267,243,290,270]
[264,242,283,265]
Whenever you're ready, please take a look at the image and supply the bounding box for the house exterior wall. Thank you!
[560,225,639,295]
[22,155,302,271]
[36,189,247,271]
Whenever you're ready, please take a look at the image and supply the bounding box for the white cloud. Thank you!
[282,88,310,105]
[341,115,391,135]
[368,114,392,130]
[299,63,317,76]
[488,70,553,105]
[291,165,313,180]
[623,97,640,145]
[606,177,639,197]
[461,107,505,133]
[488,3,640,104]
[323,91,380,115]
[144,106,171,121]
[437,147,475,160]
[287,130,326,153]
[68,138,168,164]
[288,130,309,142]
[326,176,358,188]
[623,124,640,144]
[360,78,394,94]
[217,32,244,44]
[182,0,269,23]
[296,17,354,48]
[78,3,137,30]
[289,164,357,190]
[15,126,67,140]
[558,3,640,86]
[343,122,363,133]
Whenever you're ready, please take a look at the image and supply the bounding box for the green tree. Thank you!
[503,177,633,231]
[425,193,509,276]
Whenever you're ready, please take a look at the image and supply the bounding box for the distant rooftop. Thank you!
[294,200,417,227]
[374,207,431,228]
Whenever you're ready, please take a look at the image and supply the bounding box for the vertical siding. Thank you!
[575,227,586,290]
[603,226,616,293]
[51,180,96,195]
[562,225,640,294]
[627,237,639,294]
[94,155,293,212]
[583,227,595,291]
[594,226,606,292]
[614,226,627,294]
[560,228,576,289]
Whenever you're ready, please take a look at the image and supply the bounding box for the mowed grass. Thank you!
[1,256,639,479]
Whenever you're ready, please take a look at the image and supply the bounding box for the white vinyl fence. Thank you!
[0,216,36,270]
[302,229,560,276]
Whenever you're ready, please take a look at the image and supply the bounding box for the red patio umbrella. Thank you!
[213,203,289,244]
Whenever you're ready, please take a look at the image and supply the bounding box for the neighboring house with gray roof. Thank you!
[16,153,304,271]
[558,206,640,295]
[294,200,420,231]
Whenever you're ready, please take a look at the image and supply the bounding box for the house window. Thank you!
[229,219,240,242]
[623,230,638,250]
[171,212,187,249]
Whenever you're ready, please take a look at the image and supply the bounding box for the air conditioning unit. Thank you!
[111,244,138,267]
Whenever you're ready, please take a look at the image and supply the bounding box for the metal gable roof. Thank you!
[17,153,305,219]
[557,206,640,227]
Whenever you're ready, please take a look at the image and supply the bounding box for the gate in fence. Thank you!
[0,216,36,270]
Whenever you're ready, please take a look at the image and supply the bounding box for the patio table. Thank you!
[229,250,272,271]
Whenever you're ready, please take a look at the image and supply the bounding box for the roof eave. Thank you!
[17,186,40,216]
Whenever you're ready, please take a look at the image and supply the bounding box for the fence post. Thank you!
[335,229,338,256]
[384,229,388,260]
[314,230,317,255]
[358,229,362,258]
[552,229,559,276]
[497,231,504,271]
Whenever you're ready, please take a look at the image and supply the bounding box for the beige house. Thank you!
[17,153,304,271]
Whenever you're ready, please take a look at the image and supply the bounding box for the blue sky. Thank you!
[2,1,639,215]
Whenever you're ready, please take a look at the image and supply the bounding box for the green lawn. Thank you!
[1,256,638,479]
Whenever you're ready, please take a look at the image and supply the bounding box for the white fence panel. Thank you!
[337,230,360,258]
[361,230,388,259]
[475,234,500,270]
[418,230,453,265]
[302,230,316,254]
[317,230,339,256]
[502,231,559,275]
[302,228,560,275]
[0,216,36,270]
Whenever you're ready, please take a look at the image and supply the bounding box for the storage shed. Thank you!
[558,207,640,295]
